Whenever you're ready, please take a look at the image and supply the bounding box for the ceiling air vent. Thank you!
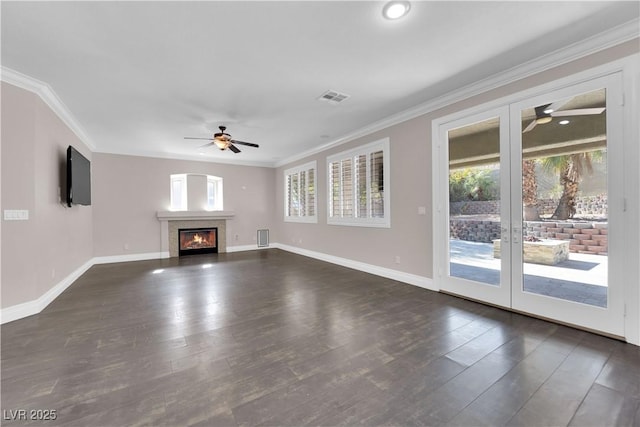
[318,90,350,105]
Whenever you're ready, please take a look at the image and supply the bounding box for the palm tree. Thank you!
[522,159,540,221]
[540,150,603,220]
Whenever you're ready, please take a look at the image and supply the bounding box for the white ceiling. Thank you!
[2,1,638,167]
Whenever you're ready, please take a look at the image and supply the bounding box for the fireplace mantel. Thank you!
[156,210,235,221]
[157,211,234,257]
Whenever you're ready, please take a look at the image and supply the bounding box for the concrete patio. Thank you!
[449,239,608,307]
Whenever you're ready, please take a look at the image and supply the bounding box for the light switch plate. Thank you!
[4,210,29,220]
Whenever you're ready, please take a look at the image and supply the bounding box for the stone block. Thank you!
[581,229,600,235]
[555,233,571,239]
[573,223,594,229]
[495,239,569,265]
[573,234,590,240]
[570,245,586,251]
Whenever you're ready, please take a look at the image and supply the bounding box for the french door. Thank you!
[434,73,624,337]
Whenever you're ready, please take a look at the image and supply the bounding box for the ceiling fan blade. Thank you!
[198,142,216,148]
[551,108,605,117]
[228,144,241,153]
[231,139,259,148]
[523,119,538,133]
[184,137,214,141]
[545,99,571,114]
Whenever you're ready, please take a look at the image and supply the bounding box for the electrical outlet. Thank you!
[235,234,239,241]
[394,256,401,264]
[124,243,130,250]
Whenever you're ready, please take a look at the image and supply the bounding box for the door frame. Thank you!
[435,106,512,309]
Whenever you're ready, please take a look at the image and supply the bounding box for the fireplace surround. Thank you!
[157,210,234,257]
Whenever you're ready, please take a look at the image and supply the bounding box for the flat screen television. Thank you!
[66,145,91,207]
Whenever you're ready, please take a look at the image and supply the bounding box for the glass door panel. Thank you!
[520,88,608,307]
[439,107,511,308]
[510,74,624,337]
[448,117,502,285]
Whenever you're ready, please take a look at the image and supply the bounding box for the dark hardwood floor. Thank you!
[2,249,639,426]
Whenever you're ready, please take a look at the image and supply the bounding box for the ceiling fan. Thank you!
[522,100,605,133]
[184,126,259,153]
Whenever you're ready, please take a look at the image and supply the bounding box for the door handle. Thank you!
[501,226,510,244]
[512,226,521,244]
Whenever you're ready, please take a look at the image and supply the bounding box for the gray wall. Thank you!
[1,83,93,308]
[92,153,276,256]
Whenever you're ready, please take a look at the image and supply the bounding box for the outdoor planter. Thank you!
[493,239,569,265]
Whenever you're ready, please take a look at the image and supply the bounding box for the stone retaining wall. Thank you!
[524,221,607,255]
[449,219,501,243]
[450,218,608,255]
[450,195,607,217]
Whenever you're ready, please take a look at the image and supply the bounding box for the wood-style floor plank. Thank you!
[2,249,639,426]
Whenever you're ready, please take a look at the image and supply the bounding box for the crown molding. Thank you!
[92,147,276,169]
[274,18,639,168]
[1,66,96,151]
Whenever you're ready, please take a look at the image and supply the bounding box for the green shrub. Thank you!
[449,168,499,202]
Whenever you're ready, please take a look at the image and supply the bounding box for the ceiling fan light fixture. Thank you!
[535,116,553,125]
[383,1,411,19]
[213,139,229,150]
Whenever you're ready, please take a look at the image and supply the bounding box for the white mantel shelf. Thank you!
[156,210,235,221]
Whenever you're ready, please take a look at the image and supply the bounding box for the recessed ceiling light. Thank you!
[383,1,411,20]
[559,120,570,125]
[543,108,554,114]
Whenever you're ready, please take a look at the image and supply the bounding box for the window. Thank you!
[206,176,223,211]
[327,138,390,227]
[284,161,317,223]
[169,173,223,211]
[170,174,187,211]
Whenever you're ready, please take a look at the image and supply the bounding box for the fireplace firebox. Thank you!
[178,227,218,256]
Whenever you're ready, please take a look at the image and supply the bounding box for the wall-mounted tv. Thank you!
[66,145,91,207]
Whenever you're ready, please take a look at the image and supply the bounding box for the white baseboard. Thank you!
[1,259,94,324]
[92,252,169,264]
[226,244,270,253]
[273,243,436,291]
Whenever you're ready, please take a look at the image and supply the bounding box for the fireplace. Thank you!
[178,227,218,256]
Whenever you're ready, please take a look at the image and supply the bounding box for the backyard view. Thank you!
[448,88,608,307]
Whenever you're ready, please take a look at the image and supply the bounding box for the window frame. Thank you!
[284,160,317,223]
[326,138,390,228]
